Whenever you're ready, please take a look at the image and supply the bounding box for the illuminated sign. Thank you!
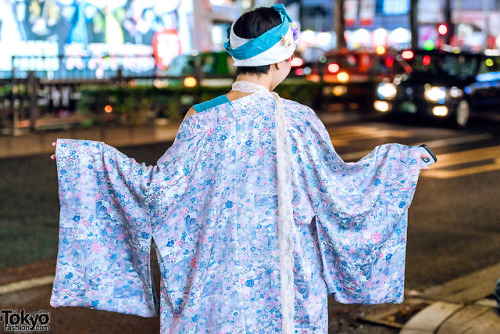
[0,0,192,77]
[383,0,410,15]
[153,29,182,70]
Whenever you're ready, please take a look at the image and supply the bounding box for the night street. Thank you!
[3,0,500,332]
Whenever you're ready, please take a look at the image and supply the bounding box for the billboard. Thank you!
[0,0,193,77]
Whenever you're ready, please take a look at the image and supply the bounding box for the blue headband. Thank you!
[224,4,294,61]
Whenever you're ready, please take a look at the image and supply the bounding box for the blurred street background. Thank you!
[1,0,500,333]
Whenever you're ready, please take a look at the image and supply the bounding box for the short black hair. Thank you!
[232,7,282,76]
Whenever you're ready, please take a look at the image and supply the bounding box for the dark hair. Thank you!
[232,7,282,76]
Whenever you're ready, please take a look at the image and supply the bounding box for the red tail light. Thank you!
[327,63,340,73]
[385,57,394,68]
[422,55,431,66]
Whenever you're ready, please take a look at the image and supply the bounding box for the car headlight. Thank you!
[333,85,347,96]
[449,86,463,98]
[424,86,446,102]
[377,83,397,100]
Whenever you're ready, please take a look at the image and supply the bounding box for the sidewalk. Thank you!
[361,262,500,333]
[0,120,183,159]
[0,110,366,159]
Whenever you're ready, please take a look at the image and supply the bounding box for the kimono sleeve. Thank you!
[295,110,421,304]
[50,139,158,317]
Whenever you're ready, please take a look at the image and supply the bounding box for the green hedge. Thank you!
[275,80,324,110]
[0,84,29,130]
[76,80,325,126]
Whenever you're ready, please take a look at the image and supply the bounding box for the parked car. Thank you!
[374,49,500,126]
[163,50,312,86]
[306,48,407,110]
[159,51,236,87]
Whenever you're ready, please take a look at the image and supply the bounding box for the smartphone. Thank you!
[419,144,437,166]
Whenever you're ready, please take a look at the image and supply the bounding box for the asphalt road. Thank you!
[1,111,499,333]
[324,113,500,291]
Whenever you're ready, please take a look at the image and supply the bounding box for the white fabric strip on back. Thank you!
[231,81,296,333]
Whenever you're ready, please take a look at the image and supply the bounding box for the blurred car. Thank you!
[374,49,500,126]
[163,50,316,85]
[288,47,325,78]
[306,48,407,110]
[288,55,309,76]
[158,51,236,87]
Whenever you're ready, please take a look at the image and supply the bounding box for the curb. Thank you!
[0,121,182,159]
[0,112,349,160]
[361,262,500,332]
[400,301,464,333]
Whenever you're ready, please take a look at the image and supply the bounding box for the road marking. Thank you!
[0,275,54,295]
[428,146,500,168]
[339,133,493,162]
[328,124,497,178]
[423,161,500,178]
[342,146,500,178]
[329,125,413,146]
[330,123,491,149]
[410,133,493,149]
[422,146,500,179]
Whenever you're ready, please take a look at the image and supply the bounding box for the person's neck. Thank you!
[235,74,274,91]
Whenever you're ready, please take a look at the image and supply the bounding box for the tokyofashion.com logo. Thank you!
[0,309,50,332]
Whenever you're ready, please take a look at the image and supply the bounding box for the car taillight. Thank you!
[423,55,431,66]
[385,57,394,68]
[327,63,340,73]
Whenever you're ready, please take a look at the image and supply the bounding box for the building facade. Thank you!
[0,0,498,78]
[285,0,500,52]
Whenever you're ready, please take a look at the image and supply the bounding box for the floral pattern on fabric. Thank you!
[51,90,421,333]
[51,140,157,316]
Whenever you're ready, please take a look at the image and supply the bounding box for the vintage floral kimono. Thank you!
[50,90,421,333]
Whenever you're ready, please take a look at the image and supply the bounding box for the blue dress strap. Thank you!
[193,95,230,113]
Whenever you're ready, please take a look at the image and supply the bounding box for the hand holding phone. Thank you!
[419,144,437,167]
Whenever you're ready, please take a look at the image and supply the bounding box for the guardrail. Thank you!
[0,54,313,135]
[0,53,242,135]
[1,54,155,134]
[0,73,239,135]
